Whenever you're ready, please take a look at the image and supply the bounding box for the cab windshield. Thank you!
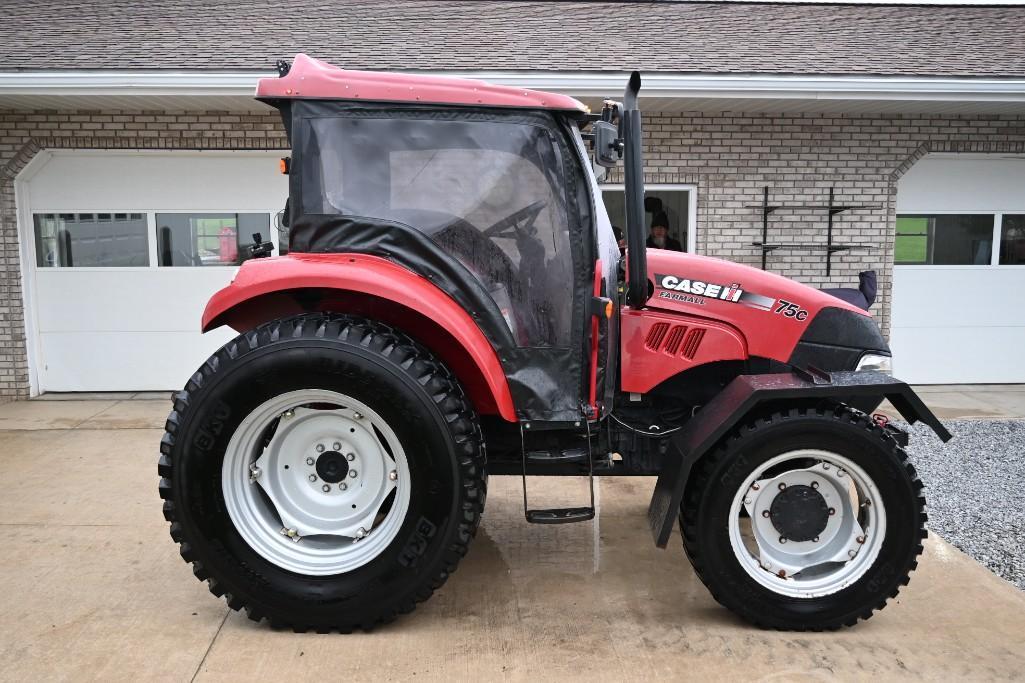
[298,114,575,347]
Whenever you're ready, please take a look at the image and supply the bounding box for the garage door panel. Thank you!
[28,154,286,212]
[890,326,1025,384]
[38,329,236,392]
[25,152,288,394]
[892,267,1025,328]
[35,268,236,333]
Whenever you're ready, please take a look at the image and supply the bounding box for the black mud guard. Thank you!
[647,370,952,548]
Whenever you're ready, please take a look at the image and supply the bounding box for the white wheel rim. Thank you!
[727,449,886,598]
[222,389,411,576]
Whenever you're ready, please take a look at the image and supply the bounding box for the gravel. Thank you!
[902,419,1025,590]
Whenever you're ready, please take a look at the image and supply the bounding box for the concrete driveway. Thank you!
[2,396,1025,681]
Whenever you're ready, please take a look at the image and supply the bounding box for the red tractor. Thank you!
[159,54,950,632]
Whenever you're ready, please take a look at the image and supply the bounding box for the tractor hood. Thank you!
[642,249,888,368]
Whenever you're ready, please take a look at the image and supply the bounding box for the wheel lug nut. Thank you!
[761,510,770,518]
[349,470,358,478]
[857,535,866,544]
[353,412,363,420]
[779,536,787,544]
[316,444,325,453]
[822,463,830,470]
[743,497,751,505]
[306,457,314,466]
[778,482,786,490]
[347,453,356,462]
[309,474,317,482]
[811,481,819,489]
[355,527,367,539]
[322,484,330,492]
[338,482,347,491]
[777,569,787,578]
[848,549,857,558]
[812,536,820,543]
[828,507,836,515]
[333,442,341,451]
[389,470,398,481]
[751,483,760,490]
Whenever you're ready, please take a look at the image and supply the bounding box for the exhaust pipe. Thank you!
[622,72,647,309]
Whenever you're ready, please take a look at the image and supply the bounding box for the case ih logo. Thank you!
[655,273,777,311]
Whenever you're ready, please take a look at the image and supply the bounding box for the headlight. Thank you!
[856,353,891,374]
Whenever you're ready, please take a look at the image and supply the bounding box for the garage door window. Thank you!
[156,213,271,267]
[895,215,993,265]
[999,215,1025,265]
[33,213,148,268]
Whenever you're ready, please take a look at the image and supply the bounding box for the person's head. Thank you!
[650,212,670,246]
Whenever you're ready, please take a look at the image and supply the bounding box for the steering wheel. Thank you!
[482,200,547,240]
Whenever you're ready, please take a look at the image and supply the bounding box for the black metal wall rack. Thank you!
[750,186,877,276]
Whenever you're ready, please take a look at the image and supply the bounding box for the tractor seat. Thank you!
[821,270,877,311]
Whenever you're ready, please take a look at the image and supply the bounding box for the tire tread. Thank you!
[678,405,925,631]
[158,313,487,632]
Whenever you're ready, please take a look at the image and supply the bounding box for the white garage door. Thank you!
[19,151,288,393]
[892,154,1025,384]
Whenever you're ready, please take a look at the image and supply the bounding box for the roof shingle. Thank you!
[1,0,1023,78]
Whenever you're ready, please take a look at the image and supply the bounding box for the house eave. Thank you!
[2,70,1024,114]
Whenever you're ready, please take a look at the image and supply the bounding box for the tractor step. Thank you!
[520,411,597,525]
[525,507,595,524]
[525,447,588,463]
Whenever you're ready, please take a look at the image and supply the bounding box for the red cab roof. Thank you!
[256,53,587,113]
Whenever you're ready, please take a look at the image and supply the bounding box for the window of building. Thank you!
[999,214,1025,265]
[33,213,148,267]
[895,214,994,265]
[156,213,271,267]
[601,187,694,252]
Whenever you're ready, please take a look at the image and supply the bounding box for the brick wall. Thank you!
[1,108,1024,400]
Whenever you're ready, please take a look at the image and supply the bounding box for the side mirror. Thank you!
[592,121,622,168]
[249,233,274,259]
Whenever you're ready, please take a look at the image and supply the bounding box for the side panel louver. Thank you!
[621,309,748,394]
[682,328,706,359]
[645,322,670,350]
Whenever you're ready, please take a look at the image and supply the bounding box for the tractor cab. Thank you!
[262,54,620,425]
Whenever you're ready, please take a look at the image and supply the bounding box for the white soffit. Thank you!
[1,70,1024,114]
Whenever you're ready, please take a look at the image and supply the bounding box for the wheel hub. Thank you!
[249,406,391,538]
[316,450,349,483]
[221,390,411,575]
[731,451,887,598]
[769,484,829,542]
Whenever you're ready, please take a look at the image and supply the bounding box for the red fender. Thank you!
[202,253,517,422]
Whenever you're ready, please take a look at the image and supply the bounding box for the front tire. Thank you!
[158,314,486,631]
[680,406,926,630]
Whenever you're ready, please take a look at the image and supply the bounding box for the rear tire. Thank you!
[680,406,926,630]
[158,313,486,631]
